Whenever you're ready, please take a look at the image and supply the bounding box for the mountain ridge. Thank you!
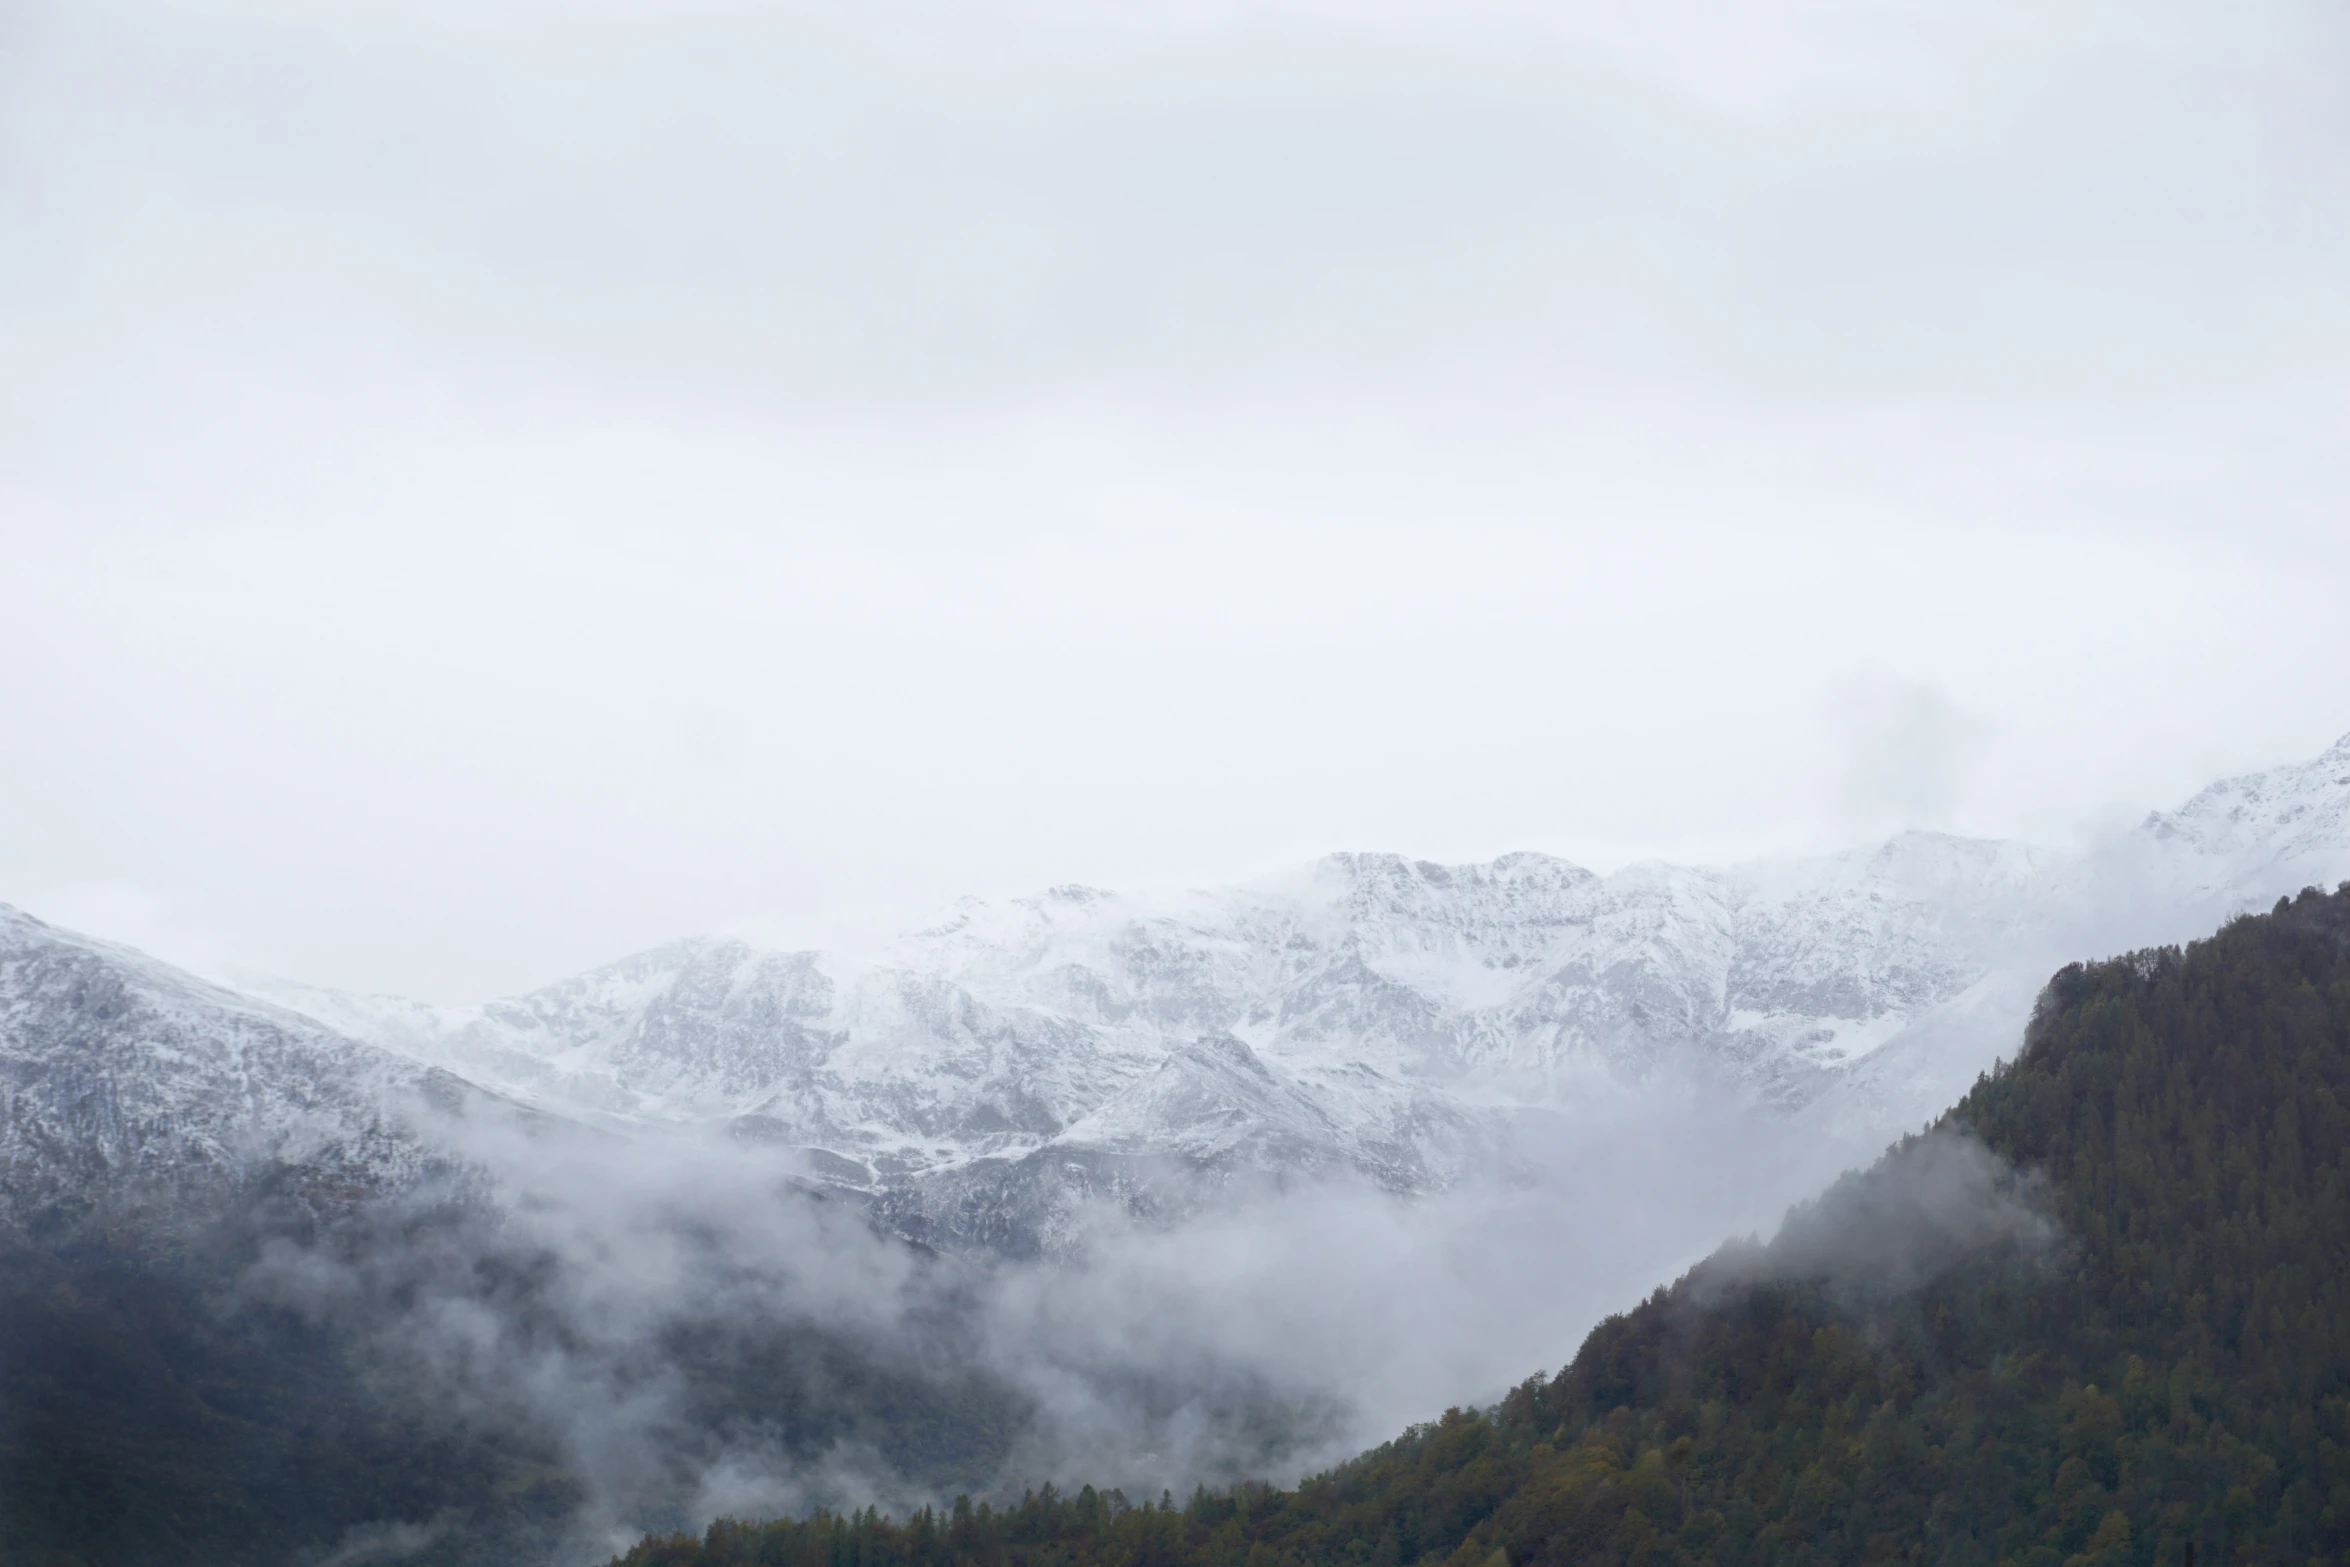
[9,732,2347,1256]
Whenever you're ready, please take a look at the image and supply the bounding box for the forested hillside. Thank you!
[0,1196,1030,1567]
[618,883,2350,1567]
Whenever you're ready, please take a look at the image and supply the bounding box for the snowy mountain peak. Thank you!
[2134,731,2350,894]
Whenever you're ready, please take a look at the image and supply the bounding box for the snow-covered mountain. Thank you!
[220,732,2350,1251]
[12,732,2347,1254]
[2136,730,2350,896]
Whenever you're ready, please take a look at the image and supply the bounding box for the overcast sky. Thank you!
[4,0,2347,1001]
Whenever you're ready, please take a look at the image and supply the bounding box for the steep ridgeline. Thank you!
[254,732,2350,1253]
[614,881,2350,1567]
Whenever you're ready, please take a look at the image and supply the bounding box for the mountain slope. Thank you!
[0,904,577,1566]
[0,908,1048,1567]
[0,903,473,1237]
[615,879,2350,1567]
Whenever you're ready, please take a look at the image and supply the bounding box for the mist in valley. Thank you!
[236,826,2279,1563]
[199,1072,1908,1563]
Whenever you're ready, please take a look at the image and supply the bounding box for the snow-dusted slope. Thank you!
[2135,731,2350,899]
[254,833,2066,1200]
[1793,734,2350,1144]
[0,904,471,1234]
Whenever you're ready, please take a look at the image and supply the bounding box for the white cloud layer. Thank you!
[3,0,2347,998]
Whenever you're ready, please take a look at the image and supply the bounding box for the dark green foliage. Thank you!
[0,1236,580,1567]
[0,1190,1030,1566]
[617,884,2350,1567]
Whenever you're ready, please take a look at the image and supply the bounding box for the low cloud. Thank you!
[317,1519,447,1567]
[1740,1126,2056,1301]
[228,1073,1894,1560]
[1832,677,1994,831]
